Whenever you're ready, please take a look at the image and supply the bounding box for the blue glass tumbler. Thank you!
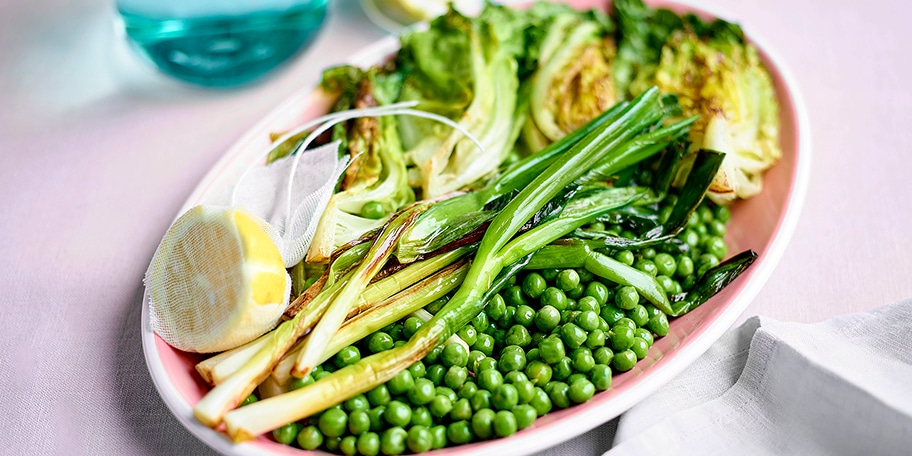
[117,0,329,88]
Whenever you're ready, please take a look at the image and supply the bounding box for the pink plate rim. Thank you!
[141,1,811,454]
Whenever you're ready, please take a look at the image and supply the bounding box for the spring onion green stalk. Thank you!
[222,87,668,441]
[199,247,473,386]
[271,261,471,387]
[291,204,429,378]
[668,249,757,316]
[395,102,628,263]
[410,309,471,354]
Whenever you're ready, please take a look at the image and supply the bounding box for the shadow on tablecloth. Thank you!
[112,285,218,455]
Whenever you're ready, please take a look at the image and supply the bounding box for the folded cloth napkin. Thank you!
[607,298,912,456]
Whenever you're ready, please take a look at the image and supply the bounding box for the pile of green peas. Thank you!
[253,199,730,454]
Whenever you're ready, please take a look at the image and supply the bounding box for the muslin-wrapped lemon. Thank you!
[145,205,291,353]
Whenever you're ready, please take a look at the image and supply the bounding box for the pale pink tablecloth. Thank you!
[1,0,911,454]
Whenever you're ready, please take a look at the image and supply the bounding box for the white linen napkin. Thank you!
[607,299,912,455]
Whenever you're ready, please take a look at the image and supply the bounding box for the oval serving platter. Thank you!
[141,1,811,454]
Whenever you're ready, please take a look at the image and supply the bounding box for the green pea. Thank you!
[493,410,518,437]
[367,406,386,432]
[681,274,696,291]
[552,357,573,382]
[541,287,568,310]
[468,350,487,373]
[676,256,694,277]
[386,369,415,396]
[526,347,541,362]
[534,305,561,332]
[403,317,423,340]
[567,283,585,300]
[529,387,552,416]
[455,325,478,348]
[708,219,727,237]
[635,328,654,346]
[487,294,507,321]
[410,406,432,427]
[498,345,527,372]
[406,378,434,406]
[575,310,601,332]
[647,312,670,337]
[627,305,650,327]
[556,269,581,292]
[525,360,553,386]
[342,394,369,412]
[548,381,571,409]
[450,397,473,421]
[656,275,676,294]
[340,435,358,456]
[568,378,596,404]
[240,393,258,406]
[471,311,490,333]
[515,305,536,327]
[503,285,527,307]
[426,364,445,386]
[584,281,610,306]
[541,268,559,282]
[471,389,492,411]
[514,379,535,404]
[499,306,517,327]
[429,395,453,418]
[492,328,507,348]
[430,425,447,450]
[538,336,566,364]
[706,236,727,260]
[383,400,412,428]
[406,425,433,453]
[503,371,527,384]
[445,366,469,390]
[333,345,361,368]
[612,349,638,372]
[585,329,606,349]
[319,408,348,438]
[441,342,469,368]
[504,325,532,348]
[576,296,600,314]
[435,386,458,403]
[561,323,588,350]
[571,347,596,373]
[634,259,658,277]
[477,356,498,372]
[380,427,407,456]
[697,253,721,277]
[472,334,496,357]
[513,403,537,430]
[589,364,612,391]
[681,229,700,249]
[522,272,547,299]
[492,383,519,410]
[600,304,626,326]
[471,408,495,439]
[360,201,386,220]
[477,368,503,392]
[447,420,473,444]
[272,422,299,445]
[653,253,677,277]
[288,373,316,390]
[616,317,637,331]
[631,337,650,360]
[610,324,635,351]
[367,384,391,407]
[457,381,478,400]
[614,250,635,266]
[615,286,639,310]
[424,344,443,364]
[714,204,731,222]
[297,425,323,450]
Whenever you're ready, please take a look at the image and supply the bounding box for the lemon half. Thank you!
[146,205,290,353]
